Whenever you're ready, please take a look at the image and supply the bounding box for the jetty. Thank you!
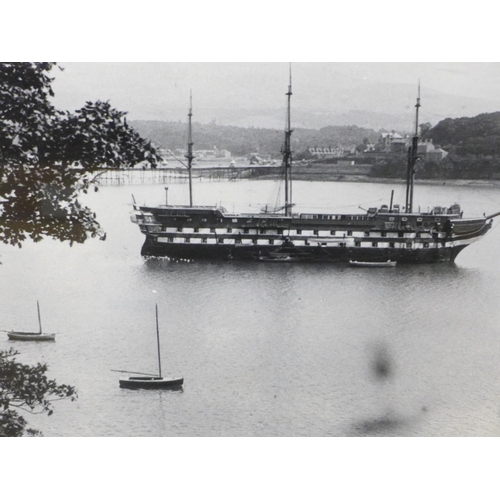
[95,163,373,186]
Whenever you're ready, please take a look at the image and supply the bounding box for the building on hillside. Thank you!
[195,147,231,159]
[372,132,448,161]
[417,140,448,161]
[389,136,408,154]
[308,146,346,158]
[361,142,376,153]
[170,147,231,160]
[376,131,404,152]
[248,154,278,165]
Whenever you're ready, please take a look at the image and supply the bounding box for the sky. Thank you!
[52,62,500,109]
[10,2,500,129]
[48,62,500,130]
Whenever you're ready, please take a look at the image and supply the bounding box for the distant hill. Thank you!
[131,120,380,157]
[425,112,500,155]
[52,63,500,132]
[133,111,500,181]
[128,79,500,132]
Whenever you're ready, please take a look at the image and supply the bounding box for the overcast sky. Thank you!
[9,1,497,128]
[49,62,500,125]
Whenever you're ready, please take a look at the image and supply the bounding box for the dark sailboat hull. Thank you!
[119,376,184,390]
[7,331,56,341]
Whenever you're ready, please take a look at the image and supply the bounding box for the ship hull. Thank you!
[141,239,471,263]
[135,205,492,265]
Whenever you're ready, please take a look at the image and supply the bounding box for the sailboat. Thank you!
[131,73,498,264]
[6,301,56,341]
[117,305,183,390]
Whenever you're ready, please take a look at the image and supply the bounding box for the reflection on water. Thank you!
[2,180,500,436]
[370,342,393,381]
[352,413,409,437]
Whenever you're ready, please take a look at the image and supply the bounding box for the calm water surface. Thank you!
[2,178,500,436]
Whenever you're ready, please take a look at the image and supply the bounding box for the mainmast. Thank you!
[37,300,42,335]
[405,83,421,213]
[185,90,194,207]
[155,304,162,378]
[283,66,293,217]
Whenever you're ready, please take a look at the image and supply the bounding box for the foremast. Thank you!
[185,90,194,207]
[405,83,421,213]
[283,67,293,217]
[155,304,162,378]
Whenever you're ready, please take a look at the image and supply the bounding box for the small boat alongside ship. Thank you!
[258,253,306,263]
[115,304,183,390]
[6,301,56,341]
[349,260,396,268]
[131,74,498,264]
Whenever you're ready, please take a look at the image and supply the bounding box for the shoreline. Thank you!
[96,167,500,189]
[248,173,500,188]
[328,176,500,188]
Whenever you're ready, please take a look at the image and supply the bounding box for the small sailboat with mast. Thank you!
[6,301,56,341]
[116,304,183,390]
[131,69,497,264]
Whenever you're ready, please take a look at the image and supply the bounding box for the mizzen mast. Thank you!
[37,300,42,334]
[283,66,294,217]
[185,90,194,207]
[155,304,162,378]
[405,82,421,213]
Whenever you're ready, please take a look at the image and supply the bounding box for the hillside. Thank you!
[424,112,500,156]
[132,111,500,181]
[374,112,500,181]
[131,120,380,157]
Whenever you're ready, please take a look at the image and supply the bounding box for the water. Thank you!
[2,178,500,436]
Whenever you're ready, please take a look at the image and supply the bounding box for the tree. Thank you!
[419,122,432,139]
[370,155,407,179]
[0,62,159,247]
[0,348,76,436]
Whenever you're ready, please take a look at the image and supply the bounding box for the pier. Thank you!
[94,165,281,185]
[94,163,373,186]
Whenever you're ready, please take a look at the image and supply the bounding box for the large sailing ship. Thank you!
[131,75,497,264]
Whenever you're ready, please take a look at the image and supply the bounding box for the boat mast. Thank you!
[185,90,194,207]
[37,300,42,334]
[283,66,293,217]
[405,83,421,213]
[155,304,162,378]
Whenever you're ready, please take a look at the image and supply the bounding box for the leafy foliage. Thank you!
[0,62,159,247]
[425,112,500,155]
[417,112,500,179]
[369,155,408,178]
[0,348,76,437]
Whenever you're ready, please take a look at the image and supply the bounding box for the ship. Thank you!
[131,74,498,264]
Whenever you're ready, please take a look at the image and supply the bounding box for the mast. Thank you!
[37,300,42,334]
[185,90,194,207]
[405,82,421,213]
[155,304,162,378]
[283,66,293,217]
